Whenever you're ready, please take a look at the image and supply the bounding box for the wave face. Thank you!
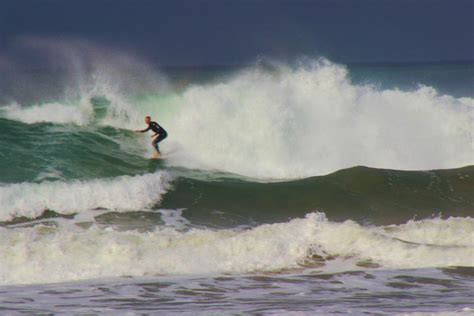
[2,60,473,179]
[1,165,472,226]
[160,166,474,226]
[1,212,472,285]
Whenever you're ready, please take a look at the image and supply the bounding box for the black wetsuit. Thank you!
[141,121,168,151]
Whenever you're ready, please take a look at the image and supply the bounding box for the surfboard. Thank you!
[150,148,178,160]
[150,154,165,160]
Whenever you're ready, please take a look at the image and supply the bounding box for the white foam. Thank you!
[383,217,474,247]
[157,209,191,229]
[314,215,474,269]
[0,171,172,221]
[1,212,472,285]
[1,101,93,125]
[3,59,473,179]
[164,60,474,178]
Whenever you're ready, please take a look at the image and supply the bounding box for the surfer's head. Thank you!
[145,116,151,124]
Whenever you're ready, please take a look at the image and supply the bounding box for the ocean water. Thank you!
[0,58,473,315]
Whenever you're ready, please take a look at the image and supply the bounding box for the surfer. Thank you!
[136,116,168,158]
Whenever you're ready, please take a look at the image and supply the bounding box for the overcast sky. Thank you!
[1,0,473,66]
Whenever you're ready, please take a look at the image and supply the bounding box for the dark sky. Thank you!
[1,0,473,65]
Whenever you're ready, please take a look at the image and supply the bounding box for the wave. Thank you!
[0,117,158,183]
[0,171,172,222]
[167,60,473,178]
[1,212,472,285]
[2,165,472,224]
[2,59,473,179]
[161,165,474,226]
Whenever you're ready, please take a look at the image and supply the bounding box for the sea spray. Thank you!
[167,60,474,177]
[3,59,472,179]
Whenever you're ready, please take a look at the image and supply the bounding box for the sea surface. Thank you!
[0,58,473,315]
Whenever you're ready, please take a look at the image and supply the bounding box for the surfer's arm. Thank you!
[136,127,150,133]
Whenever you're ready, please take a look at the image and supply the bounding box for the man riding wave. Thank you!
[136,115,168,158]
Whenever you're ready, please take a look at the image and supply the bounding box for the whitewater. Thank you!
[2,59,473,178]
[1,212,473,286]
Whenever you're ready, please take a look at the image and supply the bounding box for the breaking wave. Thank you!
[0,171,172,221]
[1,212,472,285]
[2,59,473,179]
